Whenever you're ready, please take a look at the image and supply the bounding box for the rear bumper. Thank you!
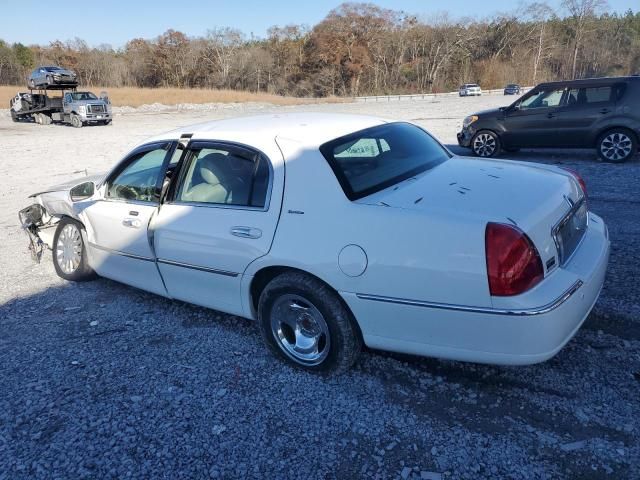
[341,213,610,365]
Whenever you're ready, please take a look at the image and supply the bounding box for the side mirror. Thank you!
[70,181,95,202]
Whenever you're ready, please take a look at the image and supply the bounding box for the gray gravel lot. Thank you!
[1,96,639,479]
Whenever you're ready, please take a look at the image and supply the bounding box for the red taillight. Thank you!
[561,167,587,197]
[485,223,544,296]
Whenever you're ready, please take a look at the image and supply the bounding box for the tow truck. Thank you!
[9,83,112,127]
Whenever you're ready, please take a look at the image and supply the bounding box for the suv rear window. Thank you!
[319,123,450,200]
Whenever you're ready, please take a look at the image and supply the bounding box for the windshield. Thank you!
[44,66,63,71]
[71,92,98,100]
[319,122,450,200]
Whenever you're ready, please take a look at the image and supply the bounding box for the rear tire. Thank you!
[471,130,501,157]
[597,128,637,163]
[71,114,83,128]
[257,271,362,373]
[52,218,96,282]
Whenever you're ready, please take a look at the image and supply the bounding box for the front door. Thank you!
[501,87,565,148]
[82,142,174,295]
[152,140,283,316]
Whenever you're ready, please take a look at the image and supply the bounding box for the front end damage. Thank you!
[19,203,55,262]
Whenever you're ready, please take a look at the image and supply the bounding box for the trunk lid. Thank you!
[358,156,584,273]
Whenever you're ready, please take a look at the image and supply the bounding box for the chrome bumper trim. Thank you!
[355,280,584,316]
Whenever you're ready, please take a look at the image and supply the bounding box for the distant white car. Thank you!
[19,113,609,373]
[459,84,482,96]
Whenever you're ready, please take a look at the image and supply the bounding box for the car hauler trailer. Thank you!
[9,84,112,127]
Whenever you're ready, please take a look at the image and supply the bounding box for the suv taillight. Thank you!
[485,223,544,296]
[561,167,587,197]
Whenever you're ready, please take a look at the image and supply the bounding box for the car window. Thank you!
[519,88,564,109]
[175,144,270,208]
[107,146,169,203]
[320,122,450,200]
[566,86,612,106]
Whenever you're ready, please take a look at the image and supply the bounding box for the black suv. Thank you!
[457,76,640,162]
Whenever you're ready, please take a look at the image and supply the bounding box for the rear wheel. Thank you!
[52,218,96,282]
[71,114,83,128]
[258,271,362,373]
[471,130,501,157]
[597,129,637,163]
[46,75,53,85]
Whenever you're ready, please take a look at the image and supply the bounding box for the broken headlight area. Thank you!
[18,204,55,263]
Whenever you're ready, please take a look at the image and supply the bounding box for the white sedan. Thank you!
[19,113,610,373]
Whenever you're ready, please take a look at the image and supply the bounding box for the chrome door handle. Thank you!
[230,226,262,239]
[122,218,142,228]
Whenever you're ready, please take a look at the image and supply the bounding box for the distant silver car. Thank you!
[28,66,78,89]
[459,84,482,97]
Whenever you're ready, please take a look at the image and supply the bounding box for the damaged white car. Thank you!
[20,113,610,372]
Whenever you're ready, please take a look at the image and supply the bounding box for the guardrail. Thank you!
[355,87,532,102]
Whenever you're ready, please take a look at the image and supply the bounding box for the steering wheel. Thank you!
[114,184,139,200]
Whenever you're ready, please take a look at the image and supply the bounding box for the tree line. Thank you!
[0,1,638,97]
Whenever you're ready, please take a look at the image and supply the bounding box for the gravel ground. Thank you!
[1,95,639,479]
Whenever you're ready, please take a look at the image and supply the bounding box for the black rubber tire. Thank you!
[596,128,637,163]
[71,114,83,128]
[257,271,362,374]
[471,130,501,158]
[52,218,96,282]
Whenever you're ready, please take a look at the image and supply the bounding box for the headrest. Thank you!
[198,153,228,185]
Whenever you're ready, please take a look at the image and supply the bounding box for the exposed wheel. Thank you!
[71,114,83,128]
[46,75,53,85]
[471,130,501,157]
[52,218,96,282]
[41,114,52,125]
[35,113,43,125]
[257,271,362,373]
[597,129,637,163]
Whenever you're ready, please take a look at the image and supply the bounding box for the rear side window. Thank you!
[320,122,450,200]
[175,143,270,208]
[566,86,612,106]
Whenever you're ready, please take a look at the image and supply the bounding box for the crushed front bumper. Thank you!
[457,127,474,147]
[18,204,52,262]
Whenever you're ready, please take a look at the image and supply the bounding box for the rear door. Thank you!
[553,83,616,147]
[501,87,565,147]
[152,140,283,315]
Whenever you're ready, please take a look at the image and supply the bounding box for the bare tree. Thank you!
[562,0,608,78]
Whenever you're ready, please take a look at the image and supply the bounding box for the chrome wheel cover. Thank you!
[601,132,632,161]
[473,133,497,157]
[56,224,82,274]
[270,294,330,366]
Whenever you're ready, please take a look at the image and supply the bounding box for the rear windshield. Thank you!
[319,122,450,200]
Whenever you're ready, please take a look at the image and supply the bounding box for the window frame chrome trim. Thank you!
[355,280,583,316]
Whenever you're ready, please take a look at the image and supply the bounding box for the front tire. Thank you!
[597,128,637,163]
[258,272,362,373]
[52,218,96,282]
[71,114,83,128]
[471,130,501,157]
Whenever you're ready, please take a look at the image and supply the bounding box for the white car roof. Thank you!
[143,112,389,152]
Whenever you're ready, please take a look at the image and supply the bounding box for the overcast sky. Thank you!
[2,0,637,47]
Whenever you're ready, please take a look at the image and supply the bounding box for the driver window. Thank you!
[519,88,565,110]
[107,145,169,203]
